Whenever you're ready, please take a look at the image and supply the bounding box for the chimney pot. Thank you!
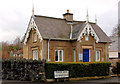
[67,10,69,13]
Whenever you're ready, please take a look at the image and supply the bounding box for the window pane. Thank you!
[97,51,99,60]
[98,51,100,61]
[74,50,76,62]
[96,51,100,61]
[85,35,88,41]
[33,50,38,60]
[55,50,58,61]
[34,33,37,42]
[59,50,62,61]
[35,50,38,60]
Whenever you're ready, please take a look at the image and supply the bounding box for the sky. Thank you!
[0,0,119,42]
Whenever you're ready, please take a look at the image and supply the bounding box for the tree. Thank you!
[118,24,120,37]
[2,41,9,59]
[8,44,15,51]
[111,25,118,37]
[13,36,23,50]
[2,36,23,59]
[9,36,23,56]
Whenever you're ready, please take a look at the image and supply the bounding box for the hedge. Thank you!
[45,62,111,79]
[117,62,120,74]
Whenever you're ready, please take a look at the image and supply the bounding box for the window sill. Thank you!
[33,41,37,43]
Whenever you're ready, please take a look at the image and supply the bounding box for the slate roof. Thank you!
[34,15,70,39]
[24,15,112,43]
[72,22,86,38]
[91,23,111,42]
[72,22,111,42]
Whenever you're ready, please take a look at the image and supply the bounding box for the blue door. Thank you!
[83,49,89,62]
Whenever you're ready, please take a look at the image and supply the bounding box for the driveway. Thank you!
[1,77,120,84]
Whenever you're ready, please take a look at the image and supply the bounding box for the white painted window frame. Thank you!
[79,53,83,61]
[85,35,88,41]
[96,50,100,61]
[55,50,63,62]
[34,32,37,42]
[33,50,38,60]
[89,49,91,62]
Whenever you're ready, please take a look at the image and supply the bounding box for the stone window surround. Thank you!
[55,49,63,62]
[96,50,100,61]
[32,49,38,60]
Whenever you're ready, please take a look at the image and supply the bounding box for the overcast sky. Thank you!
[0,0,119,42]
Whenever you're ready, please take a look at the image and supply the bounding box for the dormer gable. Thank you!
[77,22,99,43]
[23,17,43,45]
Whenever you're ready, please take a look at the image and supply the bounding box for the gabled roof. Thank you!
[23,15,112,43]
[72,21,111,42]
[72,22,86,38]
[91,23,111,42]
[34,15,70,39]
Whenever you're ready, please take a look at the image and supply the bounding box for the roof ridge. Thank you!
[34,15,65,20]
[34,15,96,24]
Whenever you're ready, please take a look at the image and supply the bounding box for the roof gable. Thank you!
[72,21,111,43]
[77,22,100,43]
[23,17,43,45]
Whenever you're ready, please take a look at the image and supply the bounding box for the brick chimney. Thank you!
[63,10,73,21]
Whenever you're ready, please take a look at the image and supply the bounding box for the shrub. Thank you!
[45,62,111,79]
[117,62,120,74]
[112,65,117,74]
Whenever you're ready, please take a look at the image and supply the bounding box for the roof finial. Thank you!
[95,14,97,24]
[32,3,34,16]
[67,9,69,13]
[86,9,89,23]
